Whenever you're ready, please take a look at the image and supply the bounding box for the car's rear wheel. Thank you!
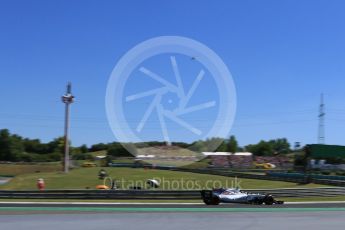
[201,190,220,205]
[203,196,220,205]
[264,195,274,205]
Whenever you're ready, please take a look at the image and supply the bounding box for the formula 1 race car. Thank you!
[201,188,284,205]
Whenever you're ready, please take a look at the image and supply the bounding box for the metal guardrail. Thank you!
[170,168,345,187]
[0,190,200,200]
[0,187,344,199]
[107,164,345,186]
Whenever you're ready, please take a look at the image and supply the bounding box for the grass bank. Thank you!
[0,167,327,190]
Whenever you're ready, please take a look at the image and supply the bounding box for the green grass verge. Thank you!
[0,167,328,190]
[0,163,61,176]
[282,196,345,202]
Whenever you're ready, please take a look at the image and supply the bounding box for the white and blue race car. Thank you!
[201,188,284,205]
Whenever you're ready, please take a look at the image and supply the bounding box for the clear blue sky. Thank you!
[0,0,345,147]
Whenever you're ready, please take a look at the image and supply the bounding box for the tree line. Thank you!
[0,129,292,162]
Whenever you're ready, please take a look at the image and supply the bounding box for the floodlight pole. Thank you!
[318,93,325,144]
[62,82,74,173]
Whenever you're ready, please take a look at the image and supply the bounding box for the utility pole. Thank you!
[318,93,325,144]
[62,82,74,173]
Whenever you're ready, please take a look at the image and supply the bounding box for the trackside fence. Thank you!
[0,187,344,199]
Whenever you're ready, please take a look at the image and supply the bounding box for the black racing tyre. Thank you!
[203,196,220,205]
[201,190,220,205]
[212,196,220,205]
[264,195,274,205]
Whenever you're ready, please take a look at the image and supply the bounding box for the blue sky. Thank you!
[0,0,345,147]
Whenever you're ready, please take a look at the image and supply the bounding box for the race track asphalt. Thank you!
[1,202,345,230]
[0,208,344,230]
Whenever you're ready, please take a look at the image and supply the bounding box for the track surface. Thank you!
[1,202,345,229]
[0,210,344,230]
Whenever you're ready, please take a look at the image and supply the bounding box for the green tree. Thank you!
[227,135,238,153]
[269,138,291,154]
[79,144,88,153]
[216,141,228,152]
[0,129,24,161]
[107,143,135,157]
[246,141,274,156]
[189,140,207,152]
[90,143,107,152]
[245,138,291,156]
[47,137,65,154]
[23,138,48,154]
[204,137,226,152]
